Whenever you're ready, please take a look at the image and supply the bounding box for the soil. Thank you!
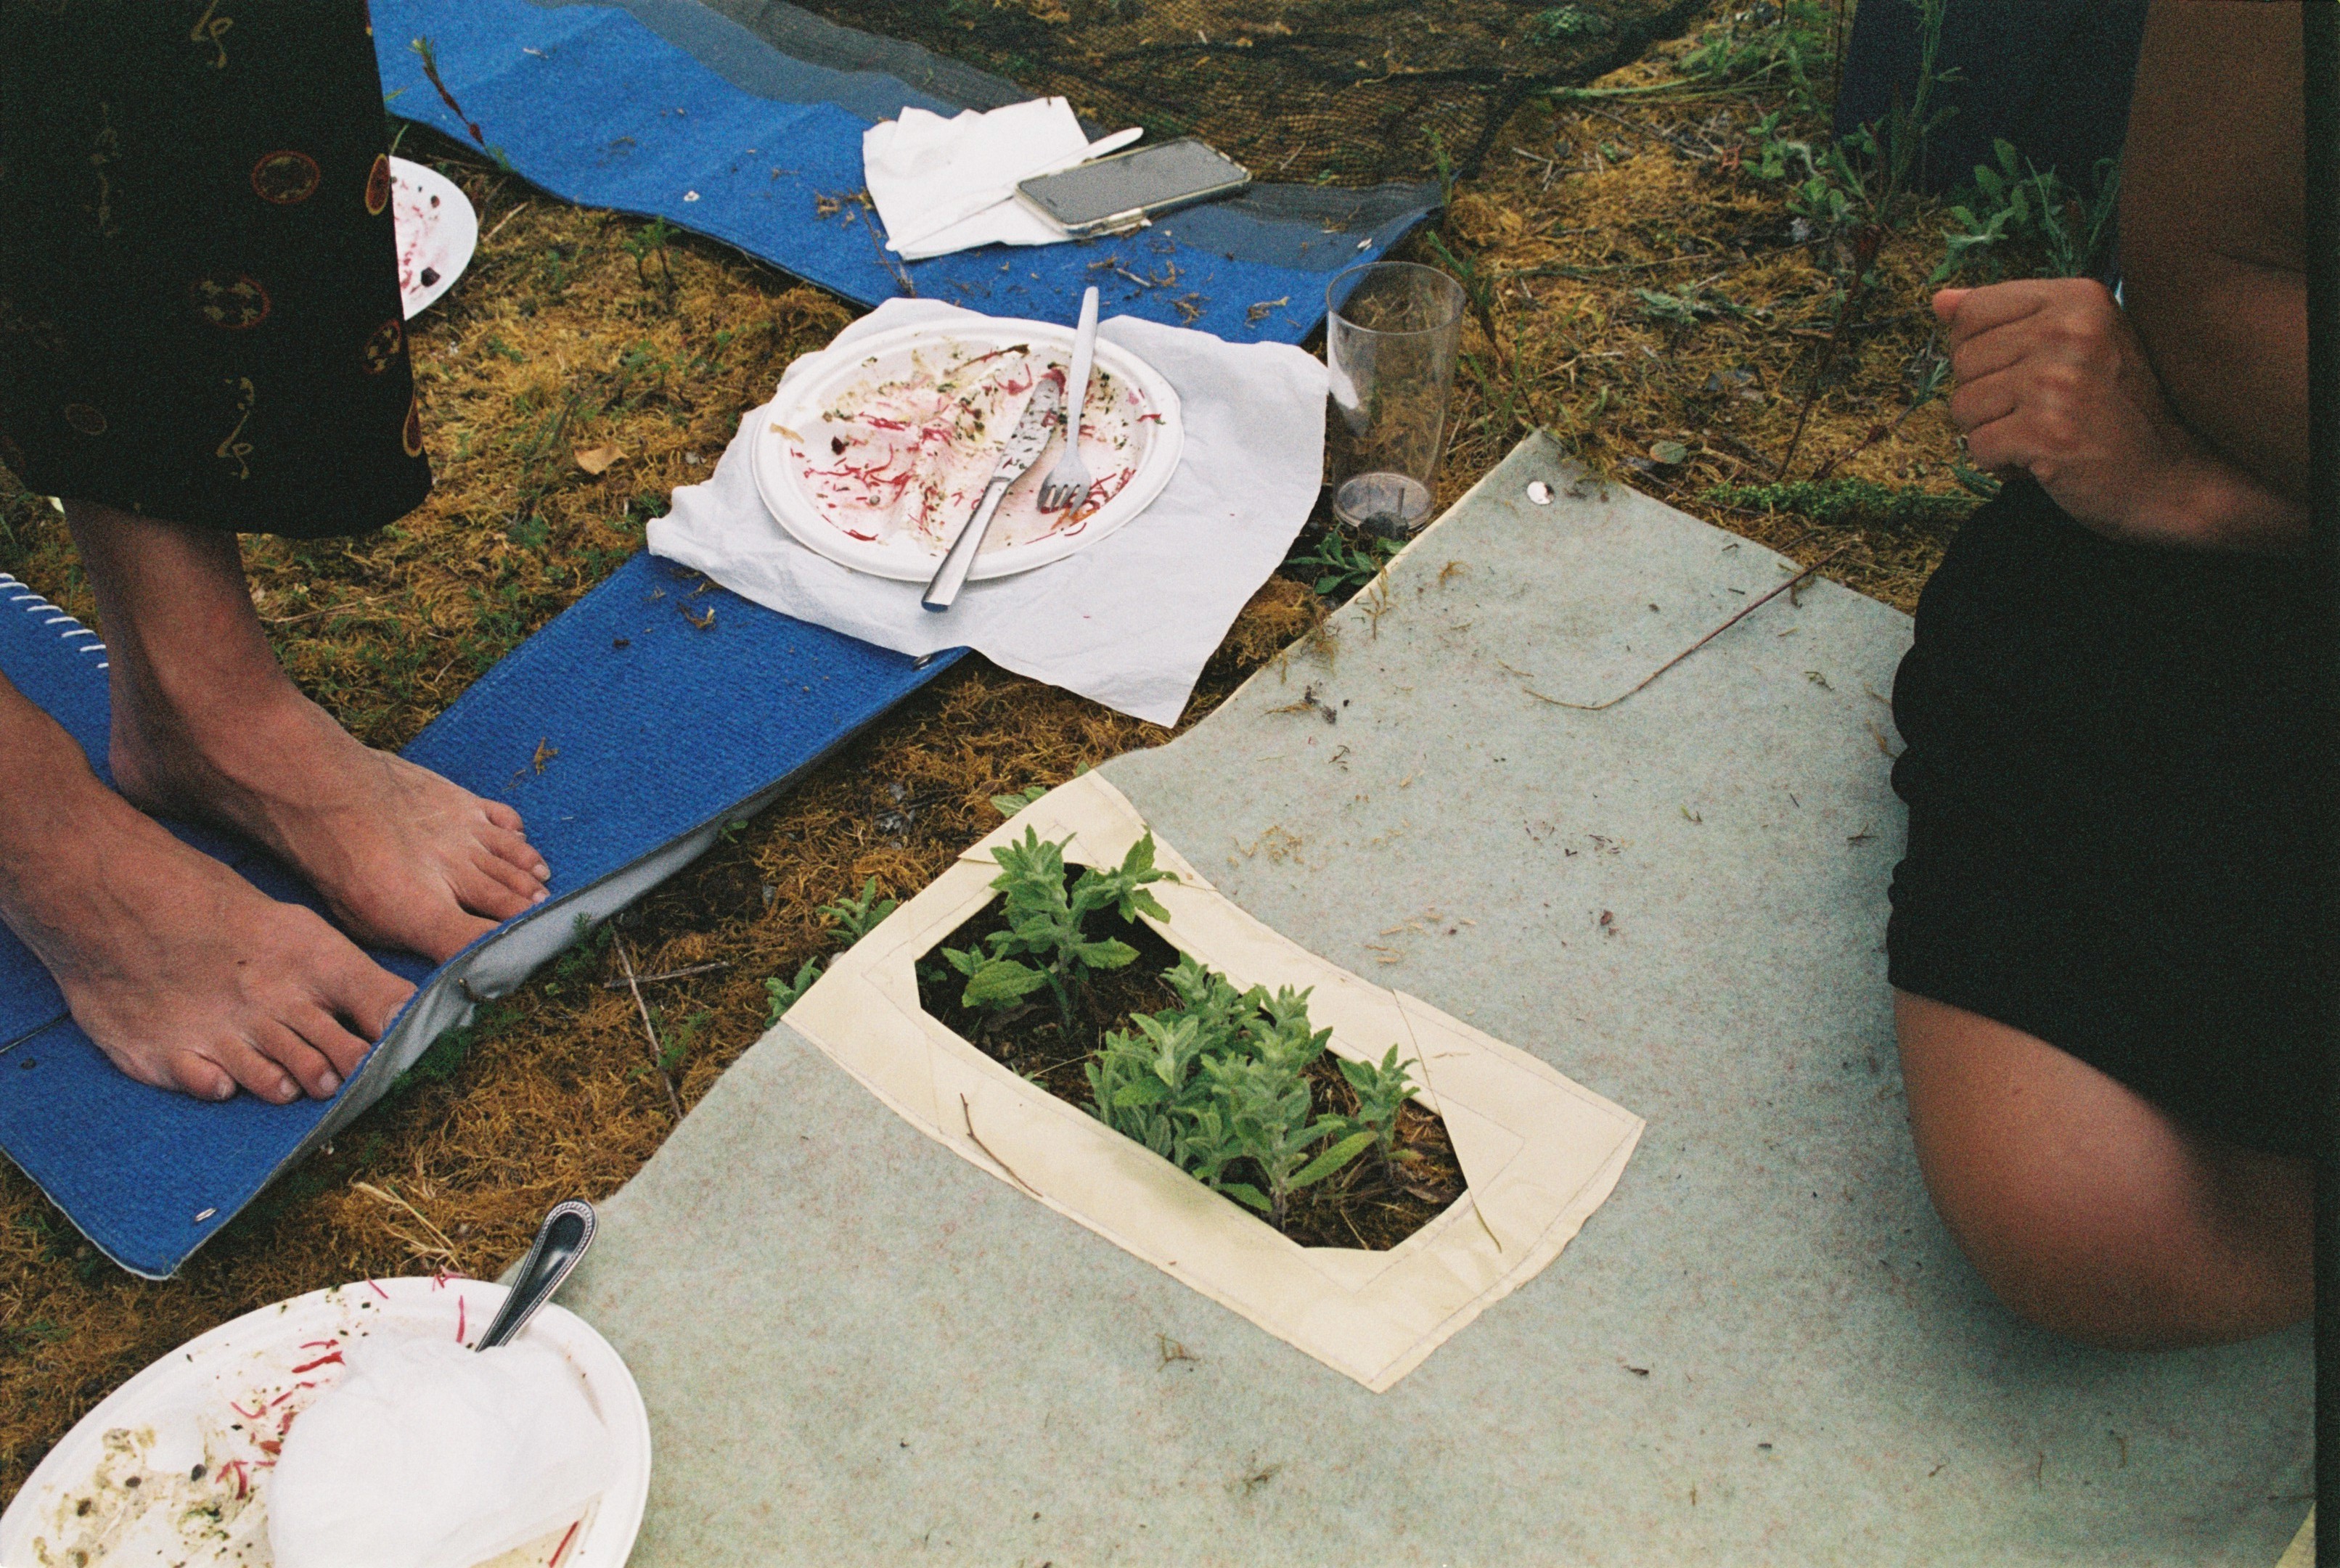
[913,874,1468,1252]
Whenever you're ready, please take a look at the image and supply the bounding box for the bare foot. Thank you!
[111,685,551,965]
[0,725,415,1104]
[61,498,549,968]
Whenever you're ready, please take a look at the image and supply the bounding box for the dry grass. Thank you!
[0,6,1979,1498]
[1419,33,1975,613]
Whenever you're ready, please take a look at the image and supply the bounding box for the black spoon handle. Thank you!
[474,1199,596,1351]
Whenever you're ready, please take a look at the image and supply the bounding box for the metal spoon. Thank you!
[473,1199,596,1351]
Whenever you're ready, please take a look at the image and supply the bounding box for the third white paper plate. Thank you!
[0,1275,650,1568]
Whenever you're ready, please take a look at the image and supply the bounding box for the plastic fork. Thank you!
[1036,285,1100,513]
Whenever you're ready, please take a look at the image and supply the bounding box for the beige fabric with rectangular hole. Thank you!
[785,771,1642,1391]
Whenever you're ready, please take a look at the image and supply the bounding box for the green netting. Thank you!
[790,0,1705,183]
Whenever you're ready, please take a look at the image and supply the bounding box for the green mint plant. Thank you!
[941,829,1175,1028]
[764,958,822,1024]
[1087,964,1387,1233]
[817,877,898,943]
[1182,994,1377,1229]
[1338,1046,1420,1165]
[1086,1013,1211,1161]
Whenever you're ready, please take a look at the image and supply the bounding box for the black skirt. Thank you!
[1886,475,2319,1157]
[0,0,429,538]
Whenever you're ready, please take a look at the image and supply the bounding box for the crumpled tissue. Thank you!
[267,1335,613,1568]
[647,297,1327,727]
[863,97,1128,260]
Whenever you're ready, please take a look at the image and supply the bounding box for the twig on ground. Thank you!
[1526,544,1853,712]
[481,202,531,245]
[1502,243,1799,280]
[615,934,685,1120]
[600,960,731,989]
[352,1181,459,1262]
[262,594,390,626]
[1566,100,1712,160]
[961,1094,1040,1196]
[1776,225,1888,477]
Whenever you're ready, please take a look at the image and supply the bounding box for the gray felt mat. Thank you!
[560,433,2310,1566]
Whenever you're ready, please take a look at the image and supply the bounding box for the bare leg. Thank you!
[0,673,413,1102]
[66,501,550,961]
[1895,990,2309,1348]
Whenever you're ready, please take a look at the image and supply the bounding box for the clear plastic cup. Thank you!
[1323,261,1465,538]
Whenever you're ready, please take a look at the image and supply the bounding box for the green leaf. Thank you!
[763,959,823,1024]
[989,784,1050,818]
[960,958,1050,1009]
[816,877,897,944]
[1291,1130,1378,1189]
[1216,1181,1272,1212]
[1072,938,1138,971]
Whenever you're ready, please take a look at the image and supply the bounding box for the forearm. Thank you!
[2134,441,2310,553]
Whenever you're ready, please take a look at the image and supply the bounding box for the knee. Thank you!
[1914,1161,2164,1348]
[1892,991,2310,1350]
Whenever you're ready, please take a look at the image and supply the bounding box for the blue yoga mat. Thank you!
[2,0,1407,1278]
[0,562,957,1276]
[372,0,1435,341]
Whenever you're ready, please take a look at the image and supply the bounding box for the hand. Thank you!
[1934,279,2304,551]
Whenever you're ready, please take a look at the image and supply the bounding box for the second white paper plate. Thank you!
[750,316,1185,584]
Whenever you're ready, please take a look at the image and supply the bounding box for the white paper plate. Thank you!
[749,317,1185,584]
[0,1276,650,1568]
[393,157,478,319]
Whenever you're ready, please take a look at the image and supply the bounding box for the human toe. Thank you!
[208,1036,303,1104]
[479,824,550,883]
[253,1020,343,1099]
[481,799,527,835]
[287,1003,375,1082]
[322,951,417,1042]
[467,845,549,910]
[163,1049,237,1101]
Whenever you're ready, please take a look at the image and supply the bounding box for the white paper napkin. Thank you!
[268,1335,613,1568]
[863,99,1114,260]
[647,298,1327,726]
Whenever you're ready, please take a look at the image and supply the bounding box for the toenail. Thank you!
[319,1070,341,1095]
[534,863,550,879]
[210,1080,235,1102]
[531,890,548,905]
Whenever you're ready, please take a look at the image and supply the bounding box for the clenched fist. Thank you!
[1934,279,2304,551]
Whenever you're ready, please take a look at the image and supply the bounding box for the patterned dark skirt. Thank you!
[0,0,429,538]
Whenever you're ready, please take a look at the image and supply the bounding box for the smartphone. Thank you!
[1016,138,1251,237]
